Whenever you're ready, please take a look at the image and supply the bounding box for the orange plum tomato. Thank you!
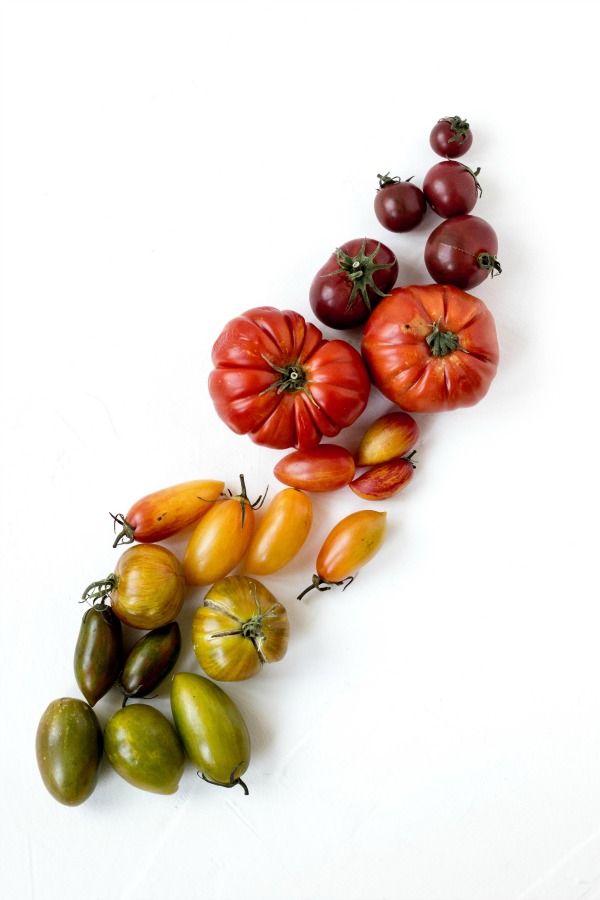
[298,510,387,599]
[273,444,355,492]
[244,488,313,576]
[192,575,290,681]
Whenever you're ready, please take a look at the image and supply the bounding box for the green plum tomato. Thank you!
[36,698,103,806]
[104,704,185,795]
[74,602,124,706]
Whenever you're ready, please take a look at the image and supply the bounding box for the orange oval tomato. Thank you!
[244,488,313,575]
[182,476,262,586]
[82,544,186,630]
[298,510,387,599]
[273,444,355,492]
[192,576,290,681]
[111,479,225,547]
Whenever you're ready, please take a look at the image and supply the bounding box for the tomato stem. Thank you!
[477,252,502,277]
[259,355,320,409]
[297,574,354,600]
[199,767,249,795]
[440,115,470,143]
[325,237,396,312]
[460,163,482,197]
[81,575,118,605]
[426,319,467,357]
[110,512,135,548]
[376,172,415,190]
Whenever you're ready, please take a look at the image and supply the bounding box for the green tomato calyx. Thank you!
[440,115,470,143]
[426,319,469,358]
[81,574,119,606]
[327,237,395,313]
[477,252,502,277]
[110,513,135,548]
[376,172,415,190]
[297,573,354,601]
[260,355,320,410]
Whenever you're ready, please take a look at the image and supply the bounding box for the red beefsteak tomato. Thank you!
[209,306,371,450]
[361,284,499,413]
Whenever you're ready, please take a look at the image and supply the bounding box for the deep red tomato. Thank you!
[309,238,398,329]
[374,174,427,233]
[429,116,473,158]
[361,284,499,413]
[273,444,355,492]
[424,215,502,289]
[423,161,481,218]
[209,306,370,450]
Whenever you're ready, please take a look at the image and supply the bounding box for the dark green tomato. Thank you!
[74,602,123,706]
[118,621,181,705]
[36,698,103,806]
[171,672,251,793]
[104,704,185,795]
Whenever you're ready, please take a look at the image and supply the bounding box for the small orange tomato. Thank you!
[350,453,416,500]
[298,510,387,599]
[274,444,355,492]
[82,544,186,630]
[244,488,313,575]
[355,411,419,466]
[182,475,263,586]
[193,576,289,681]
[111,479,225,547]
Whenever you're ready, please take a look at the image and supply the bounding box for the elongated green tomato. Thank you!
[111,478,225,547]
[82,543,186,630]
[171,672,251,793]
[104,704,185,795]
[182,475,264,587]
[118,622,181,705]
[193,576,289,681]
[36,698,103,806]
[244,488,313,575]
[298,510,387,599]
[73,602,123,706]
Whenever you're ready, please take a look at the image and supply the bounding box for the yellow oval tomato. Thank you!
[182,476,261,586]
[244,488,313,575]
[298,510,387,599]
[192,575,289,681]
[82,544,186,630]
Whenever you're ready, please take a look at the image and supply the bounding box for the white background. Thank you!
[1,1,599,898]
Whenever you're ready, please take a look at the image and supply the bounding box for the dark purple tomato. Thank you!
[309,237,398,330]
[374,174,427,233]
[429,116,473,158]
[423,161,482,218]
[424,214,502,289]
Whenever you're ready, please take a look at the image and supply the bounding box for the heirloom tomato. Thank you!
[374,174,427,233]
[309,237,399,328]
[171,672,251,793]
[298,510,387,599]
[274,444,355,492]
[355,411,419,466]
[192,575,289,681]
[244,488,313,575]
[104,704,185,795]
[183,475,263,586]
[350,454,416,500]
[423,161,482,218]
[424,214,501,289]
[118,622,181,705]
[111,479,224,547]
[429,116,473,158]
[36,698,103,806]
[82,543,186,630]
[361,284,499,413]
[209,306,370,450]
[73,602,123,706]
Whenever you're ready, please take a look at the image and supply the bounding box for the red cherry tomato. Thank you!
[373,174,427,233]
[423,161,482,219]
[429,116,473,158]
[274,444,355,492]
[309,238,398,329]
[424,215,502,290]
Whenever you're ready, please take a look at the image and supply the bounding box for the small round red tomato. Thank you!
[244,488,313,575]
[424,215,502,289]
[361,284,499,413]
[309,238,398,329]
[423,161,481,218]
[274,444,355,492]
[429,116,473,158]
[298,510,387,599]
[374,174,427,233]
[192,576,290,681]
[209,306,370,450]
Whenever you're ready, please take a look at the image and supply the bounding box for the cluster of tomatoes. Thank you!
[36,114,503,807]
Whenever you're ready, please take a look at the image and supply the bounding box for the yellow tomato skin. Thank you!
[111,544,186,629]
[192,576,289,681]
[183,498,255,586]
[244,488,313,575]
[317,510,387,583]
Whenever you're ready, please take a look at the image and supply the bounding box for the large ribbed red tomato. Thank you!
[209,306,370,450]
[361,284,499,413]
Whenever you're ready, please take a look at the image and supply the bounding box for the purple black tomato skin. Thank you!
[423,160,482,219]
[429,116,473,158]
[424,214,501,290]
[73,603,124,707]
[309,237,398,330]
[118,621,182,705]
[374,174,427,233]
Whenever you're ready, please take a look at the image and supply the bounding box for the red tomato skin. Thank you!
[209,307,370,450]
[429,118,473,158]
[374,182,427,233]
[361,284,499,413]
[425,215,499,289]
[423,161,479,219]
[309,239,398,329]
[274,444,355,492]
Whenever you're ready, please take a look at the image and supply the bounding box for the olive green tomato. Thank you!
[118,621,181,705]
[36,698,103,806]
[74,602,124,706]
[171,672,251,793]
[104,704,185,795]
